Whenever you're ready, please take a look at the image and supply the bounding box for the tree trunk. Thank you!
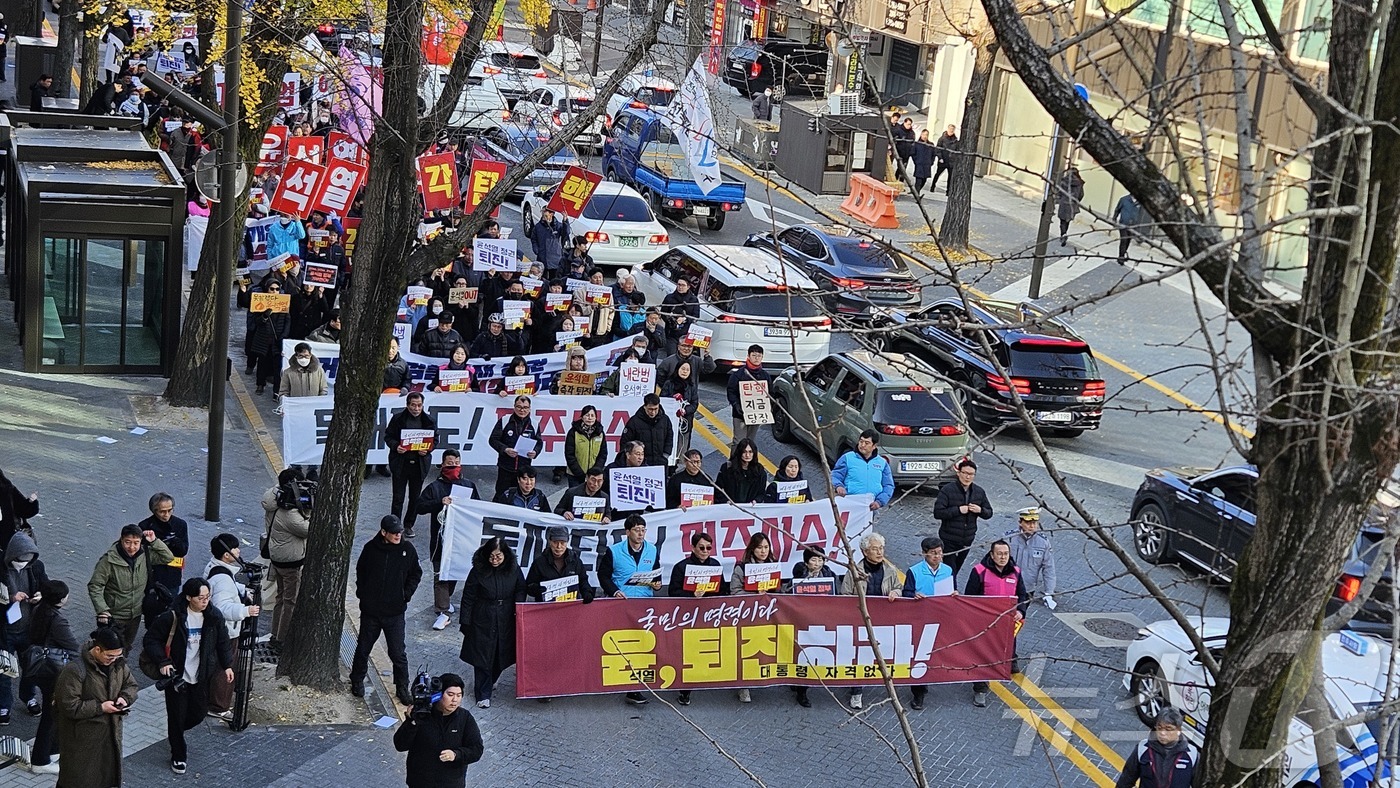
[939,35,998,251]
[8,0,39,39]
[78,12,99,107]
[52,0,80,97]
[685,0,707,70]
[278,0,427,691]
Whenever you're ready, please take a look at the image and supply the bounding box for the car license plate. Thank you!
[619,236,639,247]
[900,461,941,473]
[693,206,712,216]
[1036,411,1074,424]
[764,327,793,337]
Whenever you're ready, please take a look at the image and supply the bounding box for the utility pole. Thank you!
[1026,0,1087,300]
[591,0,604,75]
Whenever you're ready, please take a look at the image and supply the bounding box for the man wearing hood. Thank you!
[964,539,1029,708]
[1,530,49,722]
[619,394,675,468]
[1115,706,1197,787]
[266,212,306,261]
[415,451,478,631]
[87,523,175,651]
[349,516,422,705]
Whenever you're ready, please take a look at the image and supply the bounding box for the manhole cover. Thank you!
[1082,617,1141,641]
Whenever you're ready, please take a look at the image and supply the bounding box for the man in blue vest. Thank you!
[595,514,663,705]
[900,537,956,710]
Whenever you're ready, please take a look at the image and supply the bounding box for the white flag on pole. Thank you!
[663,58,723,195]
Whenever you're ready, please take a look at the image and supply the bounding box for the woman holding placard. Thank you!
[728,532,783,703]
[763,456,809,504]
[429,345,475,393]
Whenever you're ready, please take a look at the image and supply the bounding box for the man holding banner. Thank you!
[667,531,726,707]
[594,514,663,705]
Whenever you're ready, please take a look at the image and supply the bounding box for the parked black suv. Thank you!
[723,37,828,99]
[743,224,921,317]
[875,296,1106,436]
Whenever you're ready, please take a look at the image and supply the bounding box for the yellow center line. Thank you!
[991,683,1118,787]
[1014,674,1126,771]
[695,403,778,474]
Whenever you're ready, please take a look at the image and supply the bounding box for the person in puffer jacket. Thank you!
[492,468,550,512]
[563,406,608,486]
[1115,707,1197,788]
[619,394,674,468]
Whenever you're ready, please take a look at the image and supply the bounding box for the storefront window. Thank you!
[41,237,79,366]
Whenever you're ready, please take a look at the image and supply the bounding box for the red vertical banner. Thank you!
[546,166,603,218]
[310,157,368,216]
[708,0,727,75]
[269,159,326,219]
[287,136,324,164]
[327,130,368,165]
[341,217,361,258]
[464,159,508,218]
[417,152,461,213]
[256,125,289,175]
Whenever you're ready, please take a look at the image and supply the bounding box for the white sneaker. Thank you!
[29,762,60,774]
[849,692,863,710]
[448,603,457,613]
[737,689,751,703]
[432,613,450,631]
[476,699,490,709]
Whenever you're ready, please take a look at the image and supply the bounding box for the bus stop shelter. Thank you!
[2,113,186,373]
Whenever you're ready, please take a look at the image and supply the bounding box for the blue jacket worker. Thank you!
[594,514,663,706]
[830,429,895,511]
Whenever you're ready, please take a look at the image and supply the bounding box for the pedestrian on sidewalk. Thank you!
[930,124,959,194]
[1,529,48,723]
[22,579,79,774]
[263,468,312,651]
[393,672,483,787]
[458,536,525,708]
[1116,707,1198,787]
[28,73,51,112]
[1057,166,1085,247]
[1112,192,1144,263]
[933,459,993,581]
[248,281,289,395]
[416,451,478,631]
[349,516,422,705]
[0,15,10,83]
[386,392,438,539]
[139,492,190,597]
[893,118,916,182]
[204,534,259,717]
[751,88,773,121]
[88,523,175,651]
[912,129,937,194]
[145,578,234,775]
[53,627,138,787]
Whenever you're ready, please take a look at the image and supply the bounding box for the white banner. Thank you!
[439,495,876,583]
[283,336,633,392]
[279,392,680,465]
[663,57,722,195]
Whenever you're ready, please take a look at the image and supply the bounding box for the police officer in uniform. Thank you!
[1005,507,1057,610]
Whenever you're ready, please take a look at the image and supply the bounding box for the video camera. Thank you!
[410,671,442,721]
[276,479,317,511]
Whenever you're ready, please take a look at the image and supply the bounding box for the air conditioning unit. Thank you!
[828,92,861,115]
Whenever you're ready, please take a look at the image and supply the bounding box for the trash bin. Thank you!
[14,36,57,100]
[734,117,779,171]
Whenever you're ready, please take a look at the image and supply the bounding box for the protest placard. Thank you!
[609,465,665,511]
[250,293,290,313]
[565,278,589,294]
[683,564,724,593]
[546,293,572,312]
[625,570,662,587]
[775,480,809,503]
[448,286,478,305]
[541,576,580,602]
[407,286,434,307]
[584,283,613,306]
[571,496,607,522]
[743,562,783,592]
[304,262,338,288]
[520,276,544,298]
[554,371,596,395]
[473,238,518,272]
[504,375,537,395]
[400,429,435,452]
[436,368,473,392]
[740,380,774,425]
[685,325,713,349]
[501,301,528,329]
[555,331,584,348]
[617,362,656,398]
[791,577,836,595]
[679,483,714,507]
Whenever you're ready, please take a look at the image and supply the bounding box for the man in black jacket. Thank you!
[393,672,484,788]
[525,525,595,603]
[145,578,234,775]
[487,395,539,498]
[667,531,726,705]
[492,468,550,512]
[414,311,464,359]
[349,516,423,705]
[619,394,675,468]
[933,459,994,580]
[386,393,438,539]
[553,468,611,523]
[415,451,478,631]
[139,492,189,595]
[726,345,771,449]
[665,450,714,509]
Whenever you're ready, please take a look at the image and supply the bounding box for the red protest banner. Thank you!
[255,125,289,175]
[465,159,508,218]
[514,595,1016,697]
[327,130,368,165]
[417,152,460,213]
[269,158,326,219]
[278,72,301,109]
[309,157,368,216]
[287,136,323,164]
[342,217,361,258]
[546,166,603,218]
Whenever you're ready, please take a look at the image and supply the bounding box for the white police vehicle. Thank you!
[1126,617,1393,787]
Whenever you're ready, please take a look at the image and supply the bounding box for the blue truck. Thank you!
[601,107,747,230]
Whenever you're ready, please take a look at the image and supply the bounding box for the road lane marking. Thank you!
[992,256,1101,302]
[991,442,1148,492]
[1014,674,1127,771]
[991,682,1118,787]
[695,403,779,473]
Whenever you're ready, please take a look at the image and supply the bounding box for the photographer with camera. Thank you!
[350,516,422,705]
[204,534,260,719]
[144,577,233,775]
[393,672,483,788]
[262,467,313,652]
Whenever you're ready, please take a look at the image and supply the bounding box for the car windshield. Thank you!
[490,53,541,71]
[724,288,821,318]
[831,240,903,271]
[513,135,576,163]
[636,87,676,106]
[582,194,653,222]
[1007,343,1098,380]
[875,389,959,424]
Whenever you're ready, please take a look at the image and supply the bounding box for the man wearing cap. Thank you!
[493,468,550,512]
[414,310,464,358]
[415,450,479,631]
[901,536,956,710]
[596,514,664,705]
[1006,507,1057,610]
[349,516,423,705]
[525,526,594,604]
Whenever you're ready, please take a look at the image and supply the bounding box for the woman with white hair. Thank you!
[837,531,904,710]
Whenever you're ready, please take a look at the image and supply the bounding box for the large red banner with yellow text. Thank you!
[515,595,1015,697]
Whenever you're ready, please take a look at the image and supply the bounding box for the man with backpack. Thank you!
[87,523,175,651]
[204,534,260,717]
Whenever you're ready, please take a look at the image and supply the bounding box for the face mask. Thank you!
[11,560,29,570]
[296,357,311,368]
[432,306,444,315]
[280,218,291,226]
[441,466,461,481]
